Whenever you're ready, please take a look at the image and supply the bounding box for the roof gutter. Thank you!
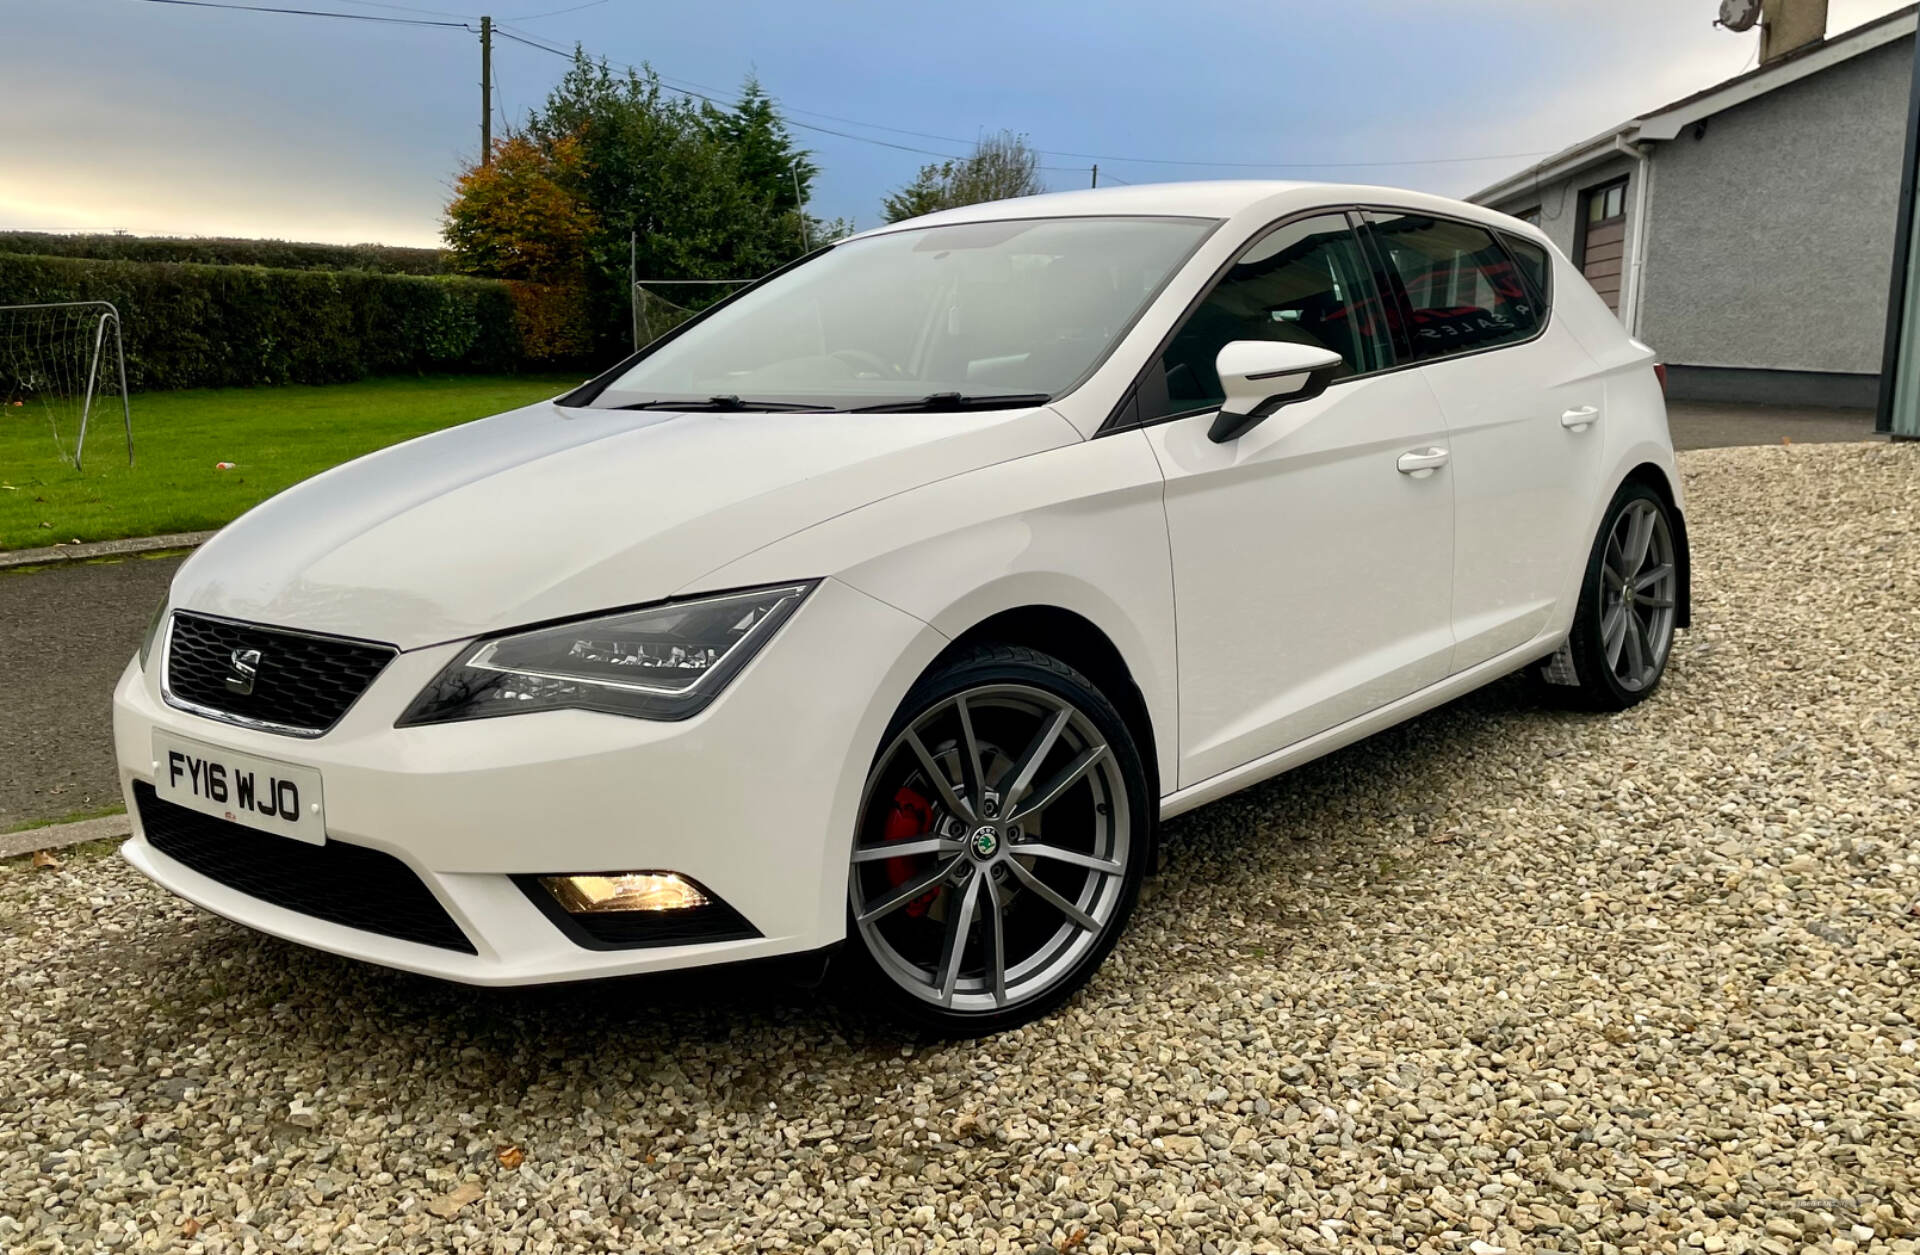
[1613,134,1655,338]
[1470,129,1637,206]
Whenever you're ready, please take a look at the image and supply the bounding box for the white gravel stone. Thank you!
[3,442,1918,1254]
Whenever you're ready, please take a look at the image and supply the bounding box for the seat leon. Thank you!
[114,181,1688,1033]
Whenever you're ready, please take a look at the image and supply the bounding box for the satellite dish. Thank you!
[1719,0,1762,32]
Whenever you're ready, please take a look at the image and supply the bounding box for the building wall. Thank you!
[1490,153,1641,276]
[1638,36,1911,377]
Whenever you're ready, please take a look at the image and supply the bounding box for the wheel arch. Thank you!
[933,605,1162,812]
[1619,461,1691,629]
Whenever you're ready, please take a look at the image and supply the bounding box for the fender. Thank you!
[684,429,1181,792]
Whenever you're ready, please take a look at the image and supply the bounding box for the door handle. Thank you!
[1396,447,1450,476]
[1560,405,1600,431]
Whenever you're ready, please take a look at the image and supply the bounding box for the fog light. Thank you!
[540,872,710,914]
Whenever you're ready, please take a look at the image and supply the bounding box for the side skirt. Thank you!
[1158,633,1563,821]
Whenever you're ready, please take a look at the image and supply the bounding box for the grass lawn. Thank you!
[0,373,582,551]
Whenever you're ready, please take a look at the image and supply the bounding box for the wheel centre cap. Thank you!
[970,825,1000,859]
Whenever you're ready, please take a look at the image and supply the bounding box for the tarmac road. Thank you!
[0,554,180,830]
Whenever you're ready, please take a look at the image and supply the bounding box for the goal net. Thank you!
[630,280,751,350]
[0,301,132,470]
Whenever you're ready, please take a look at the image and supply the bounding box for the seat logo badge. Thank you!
[971,826,1000,859]
[226,647,263,696]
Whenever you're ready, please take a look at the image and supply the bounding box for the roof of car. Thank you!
[850,180,1534,239]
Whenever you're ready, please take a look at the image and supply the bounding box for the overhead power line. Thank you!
[618,59,1548,172]
[501,25,1547,173]
[491,27,1030,166]
[134,0,1553,175]
[508,0,606,19]
[136,0,469,25]
[499,26,1544,176]
[328,0,477,17]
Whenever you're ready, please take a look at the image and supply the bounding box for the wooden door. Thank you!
[1578,180,1629,315]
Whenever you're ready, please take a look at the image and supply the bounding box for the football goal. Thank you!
[0,301,133,470]
[630,279,752,350]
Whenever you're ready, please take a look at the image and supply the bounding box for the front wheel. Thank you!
[1542,481,1682,710]
[841,645,1150,1035]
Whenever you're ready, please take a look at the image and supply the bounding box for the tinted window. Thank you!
[1147,214,1387,419]
[1365,213,1542,362]
[1503,234,1551,306]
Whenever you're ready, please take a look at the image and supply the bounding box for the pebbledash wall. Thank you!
[1474,8,1917,410]
[1639,34,1910,407]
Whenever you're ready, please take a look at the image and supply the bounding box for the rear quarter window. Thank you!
[1502,234,1553,310]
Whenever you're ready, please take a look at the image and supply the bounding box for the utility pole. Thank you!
[792,165,811,252]
[1090,164,1098,189]
[480,15,493,164]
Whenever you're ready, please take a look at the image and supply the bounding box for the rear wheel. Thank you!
[842,645,1149,1035]
[1541,481,1681,710]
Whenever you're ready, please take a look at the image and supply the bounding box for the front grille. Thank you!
[135,783,475,954]
[164,612,395,736]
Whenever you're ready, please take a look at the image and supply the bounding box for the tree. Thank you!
[442,134,594,284]
[882,131,1045,223]
[703,77,816,216]
[444,53,825,355]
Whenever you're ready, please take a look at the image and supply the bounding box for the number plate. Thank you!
[152,731,325,845]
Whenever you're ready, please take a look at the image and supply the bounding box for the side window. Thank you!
[1502,233,1552,308]
[1145,213,1388,420]
[1364,213,1542,362]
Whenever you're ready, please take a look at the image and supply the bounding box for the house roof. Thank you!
[1471,3,1918,207]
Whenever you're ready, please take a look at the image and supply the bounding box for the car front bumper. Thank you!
[112,577,940,985]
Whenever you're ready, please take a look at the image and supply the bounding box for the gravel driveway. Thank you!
[3,443,1916,1255]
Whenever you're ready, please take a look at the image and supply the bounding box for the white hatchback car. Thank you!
[115,182,1688,1032]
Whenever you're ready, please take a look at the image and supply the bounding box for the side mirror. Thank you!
[1207,340,1344,443]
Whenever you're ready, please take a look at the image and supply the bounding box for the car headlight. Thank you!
[396,582,816,726]
[139,599,169,672]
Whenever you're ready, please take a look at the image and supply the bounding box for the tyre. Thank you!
[1541,481,1682,711]
[841,644,1151,1035]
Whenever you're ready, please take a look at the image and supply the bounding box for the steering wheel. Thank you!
[831,348,905,380]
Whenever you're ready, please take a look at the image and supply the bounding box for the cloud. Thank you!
[4,0,1911,243]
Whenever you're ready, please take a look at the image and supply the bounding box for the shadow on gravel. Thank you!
[75,664,1635,1100]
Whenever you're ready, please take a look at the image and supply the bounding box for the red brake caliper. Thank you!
[882,786,940,918]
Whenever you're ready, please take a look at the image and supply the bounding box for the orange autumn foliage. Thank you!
[443,134,595,285]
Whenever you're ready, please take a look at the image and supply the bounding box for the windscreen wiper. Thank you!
[847,392,1053,413]
[614,396,830,412]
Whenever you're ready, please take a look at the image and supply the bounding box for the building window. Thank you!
[1515,206,1542,226]
[1578,179,1630,314]
[1586,180,1628,225]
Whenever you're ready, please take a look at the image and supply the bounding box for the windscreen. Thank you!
[597,216,1216,410]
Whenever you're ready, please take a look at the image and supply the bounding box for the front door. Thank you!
[1130,212,1456,790]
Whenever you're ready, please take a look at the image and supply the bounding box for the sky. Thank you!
[2,0,1912,247]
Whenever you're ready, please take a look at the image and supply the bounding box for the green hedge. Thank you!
[0,232,449,275]
[0,253,589,390]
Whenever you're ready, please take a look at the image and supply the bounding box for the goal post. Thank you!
[0,301,133,471]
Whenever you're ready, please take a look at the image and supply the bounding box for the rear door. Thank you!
[1130,211,1456,789]
[1359,212,1607,672]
